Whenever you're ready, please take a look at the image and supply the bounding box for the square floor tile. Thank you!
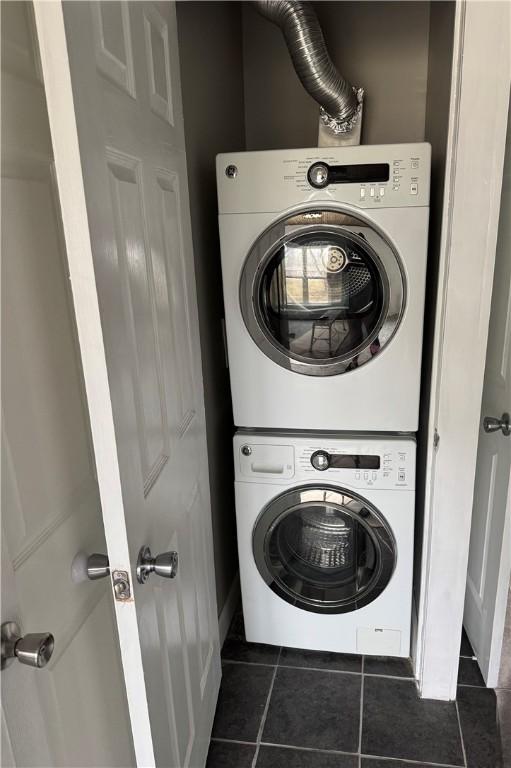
[279,646,361,673]
[262,666,361,752]
[222,636,280,665]
[257,744,358,767]
[363,656,414,678]
[361,676,464,766]
[457,657,485,686]
[206,740,256,767]
[212,663,274,742]
[496,689,511,766]
[361,760,447,768]
[460,628,475,657]
[457,685,500,768]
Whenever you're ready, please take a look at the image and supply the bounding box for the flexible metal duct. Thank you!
[256,0,363,135]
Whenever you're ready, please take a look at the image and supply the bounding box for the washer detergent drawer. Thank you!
[238,443,295,479]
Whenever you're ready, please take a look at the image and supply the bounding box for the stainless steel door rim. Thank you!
[240,207,406,376]
[252,484,396,614]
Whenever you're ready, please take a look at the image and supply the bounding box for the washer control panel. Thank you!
[234,434,416,490]
[300,445,411,488]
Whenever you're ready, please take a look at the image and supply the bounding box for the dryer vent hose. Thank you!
[255,0,363,134]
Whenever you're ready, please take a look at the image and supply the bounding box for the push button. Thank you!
[410,183,418,195]
[398,469,406,482]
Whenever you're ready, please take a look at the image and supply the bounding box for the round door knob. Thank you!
[136,546,179,584]
[483,412,510,436]
[311,450,331,471]
[1,622,54,670]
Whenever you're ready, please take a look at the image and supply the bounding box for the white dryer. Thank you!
[217,144,430,432]
[234,431,416,657]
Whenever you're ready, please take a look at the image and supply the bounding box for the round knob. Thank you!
[137,546,179,584]
[1,622,54,670]
[483,412,510,436]
[241,445,252,456]
[311,450,330,471]
[308,162,329,189]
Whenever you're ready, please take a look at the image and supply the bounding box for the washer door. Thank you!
[240,209,405,376]
[253,486,396,614]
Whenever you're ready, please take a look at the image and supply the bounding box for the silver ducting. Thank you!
[256,0,363,136]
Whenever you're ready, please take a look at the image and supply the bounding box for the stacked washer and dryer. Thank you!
[216,144,430,657]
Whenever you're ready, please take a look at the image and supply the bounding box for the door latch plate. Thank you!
[112,570,131,601]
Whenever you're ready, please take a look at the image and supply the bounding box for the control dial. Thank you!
[310,450,330,471]
[308,162,329,189]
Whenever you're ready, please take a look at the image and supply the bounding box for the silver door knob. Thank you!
[483,412,510,436]
[136,546,178,584]
[1,622,54,670]
[86,553,110,580]
[71,551,110,582]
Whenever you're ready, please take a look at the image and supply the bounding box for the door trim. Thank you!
[414,0,511,700]
[33,3,154,764]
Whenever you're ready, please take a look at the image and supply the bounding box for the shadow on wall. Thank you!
[176,1,246,617]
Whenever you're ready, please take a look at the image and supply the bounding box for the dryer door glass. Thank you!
[252,486,396,614]
[241,210,405,376]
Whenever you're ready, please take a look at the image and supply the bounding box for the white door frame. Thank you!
[415,0,511,700]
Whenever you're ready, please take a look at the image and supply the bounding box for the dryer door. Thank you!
[253,485,396,614]
[240,209,405,376]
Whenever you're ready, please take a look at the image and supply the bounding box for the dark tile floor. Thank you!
[207,613,504,768]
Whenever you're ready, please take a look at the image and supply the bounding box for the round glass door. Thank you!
[253,486,396,614]
[240,209,405,376]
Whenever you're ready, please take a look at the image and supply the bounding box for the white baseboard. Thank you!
[218,573,240,647]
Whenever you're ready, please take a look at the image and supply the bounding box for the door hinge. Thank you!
[112,570,131,601]
[433,429,440,450]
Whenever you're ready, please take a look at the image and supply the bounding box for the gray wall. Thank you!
[242,1,431,150]
[176,1,245,616]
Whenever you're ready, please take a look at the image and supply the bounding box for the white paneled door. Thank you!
[1,3,134,766]
[464,100,511,687]
[32,1,221,767]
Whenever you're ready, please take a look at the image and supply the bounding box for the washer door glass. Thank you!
[253,486,396,614]
[241,210,405,376]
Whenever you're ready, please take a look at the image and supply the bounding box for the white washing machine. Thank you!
[234,431,416,657]
[217,144,430,431]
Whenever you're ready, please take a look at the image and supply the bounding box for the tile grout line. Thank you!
[361,755,466,768]
[358,655,365,753]
[211,735,464,768]
[358,655,365,768]
[251,647,281,768]
[222,657,414,681]
[455,700,468,768]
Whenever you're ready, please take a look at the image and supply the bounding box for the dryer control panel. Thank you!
[217,143,431,215]
[234,433,416,491]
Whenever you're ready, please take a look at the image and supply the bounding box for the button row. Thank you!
[359,183,419,198]
[360,186,386,200]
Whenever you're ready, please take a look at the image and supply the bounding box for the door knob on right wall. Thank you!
[483,412,510,436]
